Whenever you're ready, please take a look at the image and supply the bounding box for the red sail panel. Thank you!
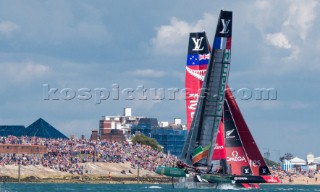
[185,65,207,130]
[225,86,271,175]
[225,146,250,175]
[185,32,210,130]
[212,121,226,160]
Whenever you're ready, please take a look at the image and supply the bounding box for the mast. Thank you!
[181,10,233,167]
[205,10,232,166]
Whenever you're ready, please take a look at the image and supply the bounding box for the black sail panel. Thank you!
[181,10,233,167]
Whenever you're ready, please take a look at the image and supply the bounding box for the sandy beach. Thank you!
[272,170,320,185]
[0,162,318,185]
[0,162,170,184]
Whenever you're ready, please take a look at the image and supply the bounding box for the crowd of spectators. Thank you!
[0,136,178,175]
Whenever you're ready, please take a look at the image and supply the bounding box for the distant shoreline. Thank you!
[0,162,319,185]
[0,176,320,186]
[1,175,320,185]
[0,162,170,184]
[0,176,172,184]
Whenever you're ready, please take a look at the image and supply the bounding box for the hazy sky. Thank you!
[0,0,319,161]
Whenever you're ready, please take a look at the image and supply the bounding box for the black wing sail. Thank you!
[181,10,232,166]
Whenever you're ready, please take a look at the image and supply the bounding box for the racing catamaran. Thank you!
[156,10,280,189]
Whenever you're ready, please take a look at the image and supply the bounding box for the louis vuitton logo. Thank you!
[220,19,231,34]
[191,37,204,51]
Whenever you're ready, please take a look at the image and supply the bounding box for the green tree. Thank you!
[132,134,163,151]
[264,158,280,167]
[279,153,294,162]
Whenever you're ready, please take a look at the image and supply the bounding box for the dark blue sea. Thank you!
[0,184,319,192]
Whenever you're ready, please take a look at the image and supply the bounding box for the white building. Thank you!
[290,157,306,166]
[307,153,314,164]
[99,108,144,139]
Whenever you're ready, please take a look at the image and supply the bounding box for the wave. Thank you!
[146,186,162,189]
